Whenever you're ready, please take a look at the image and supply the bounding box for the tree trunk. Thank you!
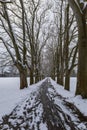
[30,53,34,85]
[56,61,60,84]
[68,0,87,98]
[35,68,39,83]
[30,69,34,85]
[76,31,87,97]
[57,71,64,85]
[59,74,64,86]
[65,70,70,90]
[64,3,69,90]
[20,70,28,89]
[76,14,87,98]
[56,0,64,86]
[56,48,62,84]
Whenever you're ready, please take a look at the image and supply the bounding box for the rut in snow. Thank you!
[0,78,87,130]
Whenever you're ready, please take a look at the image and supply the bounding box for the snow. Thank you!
[69,95,87,116]
[51,78,75,98]
[79,0,87,10]
[69,77,77,94]
[76,0,87,11]
[40,123,48,130]
[50,77,87,117]
[0,77,87,127]
[0,77,45,119]
[73,0,87,15]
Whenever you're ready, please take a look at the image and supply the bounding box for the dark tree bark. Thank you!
[59,0,64,86]
[65,70,70,90]
[19,0,28,89]
[69,0,87,98]
[64,4,69,90]
[35,68,39,83]
[19,69,28,89]
[30,67,34,85]
[76,15,87,97]
[56,0,64,86]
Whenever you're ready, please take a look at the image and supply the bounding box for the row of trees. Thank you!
[41,0,78,91]
[0,0,51,89]
[0,0,87,98]
[44,0,87,98]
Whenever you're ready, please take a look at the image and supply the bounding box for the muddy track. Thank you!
[39,79,80,130]
[0,78,87,130]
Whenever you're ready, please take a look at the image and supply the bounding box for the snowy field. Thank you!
[0,77,87,120]
[0,77,45,119]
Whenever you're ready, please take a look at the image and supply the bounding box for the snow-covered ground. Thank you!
[0,77,45,119]
[0,77,87,120]
[50,78,87,117]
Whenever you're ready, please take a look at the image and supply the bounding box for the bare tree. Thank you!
[24,0,51,84]
[0,1,28,89]
[50,0,78,88]
[68,0,87,98]
[64,2,78,90]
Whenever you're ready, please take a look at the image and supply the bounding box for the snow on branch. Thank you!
[74,0,83,14]
[79,0,87,10]
[0,0,13,3]
[74,0,87,11]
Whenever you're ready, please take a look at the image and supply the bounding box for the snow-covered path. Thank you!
[0,78,87,130]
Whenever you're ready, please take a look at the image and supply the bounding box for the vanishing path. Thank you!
[0,78,87,130]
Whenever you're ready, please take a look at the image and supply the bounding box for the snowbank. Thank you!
[0,77,45,119]
[0,77,87,119]
[50,78,87,117]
